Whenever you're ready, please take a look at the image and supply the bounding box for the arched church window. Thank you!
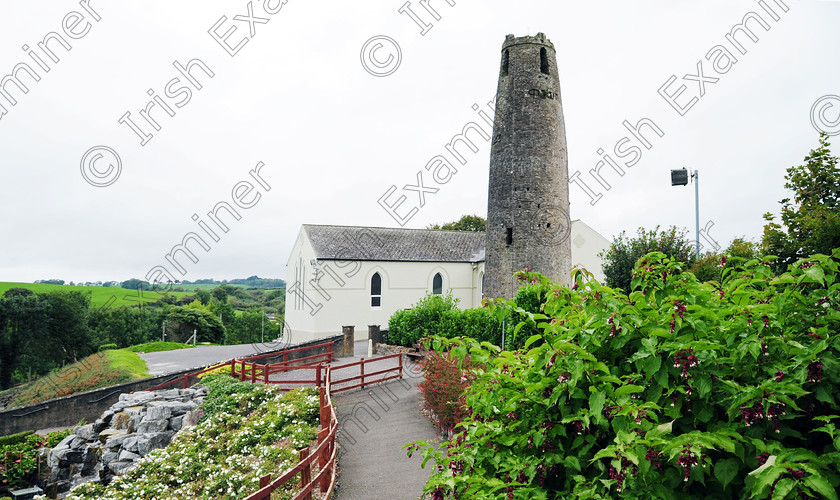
[371,273,381,307]
[433,273,443,295]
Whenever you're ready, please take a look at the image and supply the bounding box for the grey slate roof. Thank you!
[303,225,486,263]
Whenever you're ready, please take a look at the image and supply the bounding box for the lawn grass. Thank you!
[105,349,150,378]
[125,341,195,353]
[8,350,150,408]
[0,282,191,308]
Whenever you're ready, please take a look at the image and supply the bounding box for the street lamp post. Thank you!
[671,168,701,260]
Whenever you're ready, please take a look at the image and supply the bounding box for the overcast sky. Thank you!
[1,0,838,284]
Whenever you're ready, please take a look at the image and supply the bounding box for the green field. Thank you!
[0,282,191,308]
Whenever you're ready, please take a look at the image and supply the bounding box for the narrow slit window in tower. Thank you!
[540,48,549,75]
[506,228,513,245]
[502,50,509,76]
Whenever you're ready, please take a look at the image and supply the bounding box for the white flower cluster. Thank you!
[64,387,320,500]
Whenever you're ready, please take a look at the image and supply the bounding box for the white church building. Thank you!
[283,220,609,343]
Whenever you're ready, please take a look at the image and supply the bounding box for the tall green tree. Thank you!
[427,214,486,232]
[164,306,225,344]
[43,290,93,364]
[599,226,695,291]
[0,289,50,389]
[763,132,840,273]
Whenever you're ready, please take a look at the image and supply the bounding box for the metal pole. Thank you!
[501,318,506,350]
[693,170,700,260]
[261,309,265,344]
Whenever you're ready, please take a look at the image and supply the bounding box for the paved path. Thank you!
[139,343,288,375]
[331,360,440,500]
[139,340,371,376]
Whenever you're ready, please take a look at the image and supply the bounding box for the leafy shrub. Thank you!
[459,308,502,345]
[98,343,118,351]
[409,250,840,499]
[418,351,475,434]
[0,431,33,447]
[388,292,461,346]
[388,292,503,347]
[0,429,71,490]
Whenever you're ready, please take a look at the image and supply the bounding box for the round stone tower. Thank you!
[484,33,571,299]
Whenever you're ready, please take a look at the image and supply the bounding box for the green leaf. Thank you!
[564,455,581,472]
[802,475,838,500]
[772,478,795,500]
[714,458,739,489]
[589,391,606,419]
[614,385,644,397]
[524,334,543,349]
[695,374,712,398]
[643,355,662,378]
[803,267,826,285]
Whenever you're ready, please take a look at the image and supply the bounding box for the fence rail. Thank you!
[242,365,339,500]
[135,340,403,500]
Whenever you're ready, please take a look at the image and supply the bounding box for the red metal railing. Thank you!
[141,341,404,500]
[145,342,334,391]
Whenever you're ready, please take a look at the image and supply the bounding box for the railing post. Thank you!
[399,352,403,379]
[328,342,333,362]
[300,448,312,500]
[264,363,269,384]
[318,427,329,493]
[360,357,365,389]
[240,361,245,381]
[284,351,288,364]
[183,374,189,389]
[230,359,235,377]
[319,387,327,428]
[316,362,322,388]
[251,362,257,383]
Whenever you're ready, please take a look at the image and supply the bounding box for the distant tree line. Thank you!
[0,284,284,390]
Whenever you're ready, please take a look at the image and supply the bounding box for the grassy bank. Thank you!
[126,342,195,353]
[8,350,150,408]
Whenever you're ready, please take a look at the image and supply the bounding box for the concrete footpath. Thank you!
[138,343,288,375]
[332,359,439,500]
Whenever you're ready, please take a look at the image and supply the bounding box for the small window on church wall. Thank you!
[502,50,509,76]
[433,273,443,295]
[506,228,513,245]
[540,48,549,75]
[371,273,382,307]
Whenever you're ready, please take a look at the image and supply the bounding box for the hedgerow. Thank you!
[408,250,840,499]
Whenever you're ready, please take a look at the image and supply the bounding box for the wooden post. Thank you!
[284,351,288,364]
[259,474,270,492]
[319,388,327,428]
[316,362,322,388]
[251,363,257,383]
[264,363,269,384]
[230,359,235,377]
[240,361,245,381]
[300,448,312,500]
[399,352,404,379]
[328,342,334,362]
[183,374,189,389]
[360,357,365,389]
[318,427,329,493]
